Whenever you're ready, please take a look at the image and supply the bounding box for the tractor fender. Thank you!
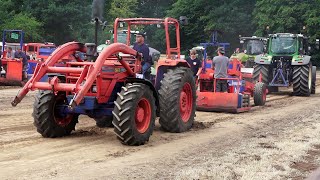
[125,77,160,115]
[157,59,190,68]
[155,60,190,91]
[292,55,311,66]
[254,55,272,65]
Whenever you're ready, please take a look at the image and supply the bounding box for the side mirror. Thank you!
[101,21,108,30]
[179,16,188,25]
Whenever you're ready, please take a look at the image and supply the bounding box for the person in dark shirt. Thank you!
[186,49,201,77]
[14,48,28,80]
[133,32,152,80]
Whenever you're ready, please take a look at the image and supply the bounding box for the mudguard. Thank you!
[125,77,159,109]
[292,55,311,65]
[254,54,272,65]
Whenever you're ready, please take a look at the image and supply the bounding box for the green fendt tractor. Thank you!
[231,36,267,68]
[253,33,319,96]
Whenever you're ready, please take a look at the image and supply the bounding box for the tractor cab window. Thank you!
[117,34,127,44]
[28,46,35,52]
[242,40,264,55]
[271,37,297,54]
[116,32,136,45]
[298,38,305,54]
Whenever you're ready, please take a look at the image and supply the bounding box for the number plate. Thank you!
[136,73,144,79]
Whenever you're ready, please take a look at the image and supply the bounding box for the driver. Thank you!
[133,32,152,80]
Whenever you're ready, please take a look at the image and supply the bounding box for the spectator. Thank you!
[212,47,229,92]
[186,49,201,77]
[14,48,28,80]
[6,47,15,59]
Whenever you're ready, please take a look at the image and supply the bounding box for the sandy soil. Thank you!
[1,74,320,180]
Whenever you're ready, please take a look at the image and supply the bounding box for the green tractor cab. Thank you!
[97,30,137,53]
[231,36,267,68]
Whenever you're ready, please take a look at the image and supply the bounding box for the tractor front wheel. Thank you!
[253,64,269,84]
[112,83,156,146]
[254,82,267,106]
[159,67,196,132]
[293,65,311,96]
[33,91,78,138]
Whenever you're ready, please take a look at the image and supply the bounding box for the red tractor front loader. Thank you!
[11,17,196,146]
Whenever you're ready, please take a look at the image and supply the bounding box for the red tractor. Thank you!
[25,42,56,61]
[0,30,65,86]
[196,45,267,113]
[11,17,196,146]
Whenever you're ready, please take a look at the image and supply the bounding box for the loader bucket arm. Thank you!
[11,42,139,107]
[70,43,137,107]
[11,42,86,107]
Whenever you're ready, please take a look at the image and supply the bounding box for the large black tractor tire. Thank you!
[112,83,156,146]
[293,65,312,96]
[254,82,267,106]
[95,116,113,128]
[158,67,196,133]
[253,64,269,84]
[311,66,316,94]
[33,91,78,138]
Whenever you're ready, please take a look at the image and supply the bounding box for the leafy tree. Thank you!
[137,0,175,17]
[1,13,43,42]
[23,0,93,44]
[254,0,320,64]
[254,0,308,35]
[110,0,138,18]
[167,0,256,56]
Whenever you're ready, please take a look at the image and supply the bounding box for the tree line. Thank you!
[0,0,319,63]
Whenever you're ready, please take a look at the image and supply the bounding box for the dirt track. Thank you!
[1,74,320,180]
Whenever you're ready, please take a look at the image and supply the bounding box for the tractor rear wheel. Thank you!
[253,64,269,84]
[311,66,316,94]
[95,116,113,128]
[112,83,156,146]
[33,91,78,138]
[254,82,267,106]
[159,67,196,132]
[293,65,312,96]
